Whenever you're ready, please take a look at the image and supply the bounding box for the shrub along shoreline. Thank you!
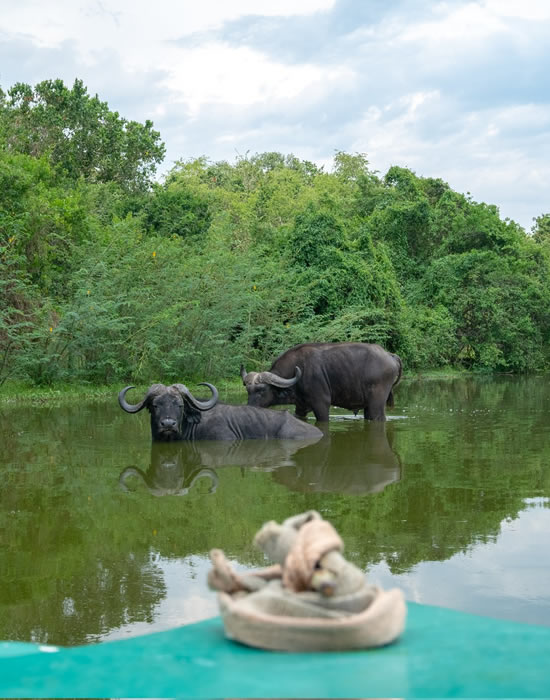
[0,369,476,405]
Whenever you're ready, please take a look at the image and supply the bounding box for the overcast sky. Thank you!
[1,0,549,229]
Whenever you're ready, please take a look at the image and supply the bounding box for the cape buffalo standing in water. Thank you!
[241,342,402,422]
[118,382,323,441]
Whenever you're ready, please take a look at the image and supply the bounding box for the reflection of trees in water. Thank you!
[290,377,550,574]
[0,551,165,646]
[0,402,157,646]
[0,401,145,454]
[268,438,542,575]
[193,416,542,576]
[0,463,166,645]
[1,377,550,642]
[398,374,550,422]
[0,434,322,645]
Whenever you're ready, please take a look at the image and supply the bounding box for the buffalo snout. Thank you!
[159,417,178,430]
[152,405,183,440]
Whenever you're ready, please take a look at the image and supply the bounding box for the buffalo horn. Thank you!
[174,382,219,411]
[119,385,150,413]
[258,366,302,388]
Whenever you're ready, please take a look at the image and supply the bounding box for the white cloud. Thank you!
[485,0,550,21]
[350,92,550,225]
[400,0,550,47]
[0,0,549,227]
[0,0,344,118]
[401,2,508,44]
[162,43,355,116]
[353,90,446,169]
[0,0,336,52]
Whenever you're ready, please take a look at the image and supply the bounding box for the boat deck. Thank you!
[1,602,549,697]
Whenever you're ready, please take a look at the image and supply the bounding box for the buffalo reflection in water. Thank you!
[118,425,399,498]
[118,434,323,497]
[272,421,402,495]
[119,443,219,497]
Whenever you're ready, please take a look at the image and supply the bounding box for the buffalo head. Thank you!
[240,364,301,408]
[118,382,218,441]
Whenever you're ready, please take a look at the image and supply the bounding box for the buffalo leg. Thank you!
[294,397,309,421]
[364,391,387,421]
[310,401,330,423]
[296,392,330,422]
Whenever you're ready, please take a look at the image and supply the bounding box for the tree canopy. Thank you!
[0,79,165,192]
[1,79,549,386]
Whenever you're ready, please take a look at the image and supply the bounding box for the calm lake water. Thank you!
[1,376,549,646]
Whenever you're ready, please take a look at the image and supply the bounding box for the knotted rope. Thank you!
[207,511,407,651]
[281,517,343,592]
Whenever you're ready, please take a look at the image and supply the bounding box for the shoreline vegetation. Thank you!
[0,369,475,405]
[2,79,550,393]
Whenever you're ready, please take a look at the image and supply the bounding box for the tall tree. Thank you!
[532,213,550,244]
[0,79,165,192]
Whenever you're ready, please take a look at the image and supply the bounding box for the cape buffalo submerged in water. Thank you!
[241,342,402,422]
[118,382,323,441]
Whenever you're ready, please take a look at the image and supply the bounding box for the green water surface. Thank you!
[1,375,549,646]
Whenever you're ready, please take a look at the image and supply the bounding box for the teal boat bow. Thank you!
[1,602,549,698]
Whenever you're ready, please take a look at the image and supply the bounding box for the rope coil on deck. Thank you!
[208,510,407,651]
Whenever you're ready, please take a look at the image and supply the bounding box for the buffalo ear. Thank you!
[183,400,202,425]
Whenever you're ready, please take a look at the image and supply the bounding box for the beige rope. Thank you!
[207,549,246,594]
[208,549,282,594]
[207,512,407,651]
[209,518,344,594]
[282,518,343,592]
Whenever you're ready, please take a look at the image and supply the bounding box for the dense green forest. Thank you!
[2,78,550,387]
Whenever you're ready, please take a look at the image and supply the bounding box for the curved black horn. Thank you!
[119,386,149,413]
[240,364,247,382]
[174,382,219,411]
[258,366,302,388]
